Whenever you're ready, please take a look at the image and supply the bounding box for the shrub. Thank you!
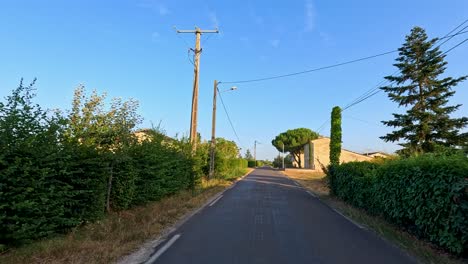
[373,155,468,254]
[0,83,201,248]
[0,80,81,245]
[327,155,468,254]
[329,106,342,166]
[328,162,378,209]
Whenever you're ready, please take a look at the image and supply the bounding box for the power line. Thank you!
[343,115,386,128]
[435,19,468,47]
[221,30,468,85]
[342,20,468,111]
[223,50,398,84]
[342,37,468,111]
[443,37,468,54]
[217,89,243,146]
[316,118,330,134]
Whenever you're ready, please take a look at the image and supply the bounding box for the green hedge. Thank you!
[0,83,198,247]
[215,158,248,179]
[328,155,468,254]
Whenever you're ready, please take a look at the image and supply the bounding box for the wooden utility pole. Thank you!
[209,80,218,179]
[176,27,219,150]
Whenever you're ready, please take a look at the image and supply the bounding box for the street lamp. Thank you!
[254,140,261,167]
[209,80,237,179]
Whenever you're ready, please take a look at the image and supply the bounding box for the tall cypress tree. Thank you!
[329,106,342,165]
[380,27,467,155]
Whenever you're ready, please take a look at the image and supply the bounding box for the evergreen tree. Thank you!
[271,128,319,167]
[244,149,254,160]
[329,106,342,165]
[380,27,467,155]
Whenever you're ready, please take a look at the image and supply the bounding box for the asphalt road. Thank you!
[150,167,416,264]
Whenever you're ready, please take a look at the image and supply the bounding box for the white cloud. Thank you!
[305,0,315,32]
[138,0,170,16]
[270,39,280,48]
[159,5,169,16]
[319,31,331,42]
[151,32,161,42]
[209,12,219,28]
[248,5,264,26]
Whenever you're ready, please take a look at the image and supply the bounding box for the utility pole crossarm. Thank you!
[177,29,219,33]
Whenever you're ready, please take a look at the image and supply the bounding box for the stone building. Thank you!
[292,137,372,171]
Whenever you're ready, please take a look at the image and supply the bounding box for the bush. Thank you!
[0,83,200,248]
[216,158,248,179]
[0,81,81,245]
[328,162,378,209]
[327,155,468,254]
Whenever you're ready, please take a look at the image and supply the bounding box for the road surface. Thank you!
[149,167,416,264]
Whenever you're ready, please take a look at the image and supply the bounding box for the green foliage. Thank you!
[130,132,195,205]
[212,138,247,179]
[244,149,254,160]
[380,27,467,156]
[328,162,378,208]
[0,82,201,248]
[329,106,342,166]
[271,128,319,167]
[248,160,256,168]
[272,155,293,168]
[0,80,81,245]
[328,155,468,254]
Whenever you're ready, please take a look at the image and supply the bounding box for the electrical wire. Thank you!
[341,37,468,111]
[217,88,243,146]
[342,20,468,111]
[221,30,468,85]
[222,50,398,84]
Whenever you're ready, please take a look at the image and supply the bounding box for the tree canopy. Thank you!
[271,128,319,167]
[380,26,467,156]
[244,149,254,160]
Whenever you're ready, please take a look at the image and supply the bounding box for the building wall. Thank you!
[292,137,372,171]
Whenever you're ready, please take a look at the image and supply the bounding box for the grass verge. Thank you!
[284,169,466,264]
[0,169,252,264]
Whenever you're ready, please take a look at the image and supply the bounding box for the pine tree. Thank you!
[380,27,467,155]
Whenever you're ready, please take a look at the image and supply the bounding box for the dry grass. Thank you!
[0,171,252,264]
[284,169,466,264]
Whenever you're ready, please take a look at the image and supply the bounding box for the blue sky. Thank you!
[1,0,467,160]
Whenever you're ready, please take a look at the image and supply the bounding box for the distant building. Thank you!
[361,151,390,158]
[133,129,174,145]
[293,137,373,171]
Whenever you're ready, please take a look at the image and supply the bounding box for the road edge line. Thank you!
[116,169,254,264]
[281,170,367,230]
[209,195,223,206]
[144,234,181,263]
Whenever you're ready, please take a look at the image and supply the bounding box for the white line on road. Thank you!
[306,191,317,198]
[209,195,223,206]
[145,234,181,263]
[294,181,300,186]
[332,209,365,229]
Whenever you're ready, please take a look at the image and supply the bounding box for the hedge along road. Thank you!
[147,167,416,264]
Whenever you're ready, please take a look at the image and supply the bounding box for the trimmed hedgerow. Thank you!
[328,155,468,254]
[0,82,198,248]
